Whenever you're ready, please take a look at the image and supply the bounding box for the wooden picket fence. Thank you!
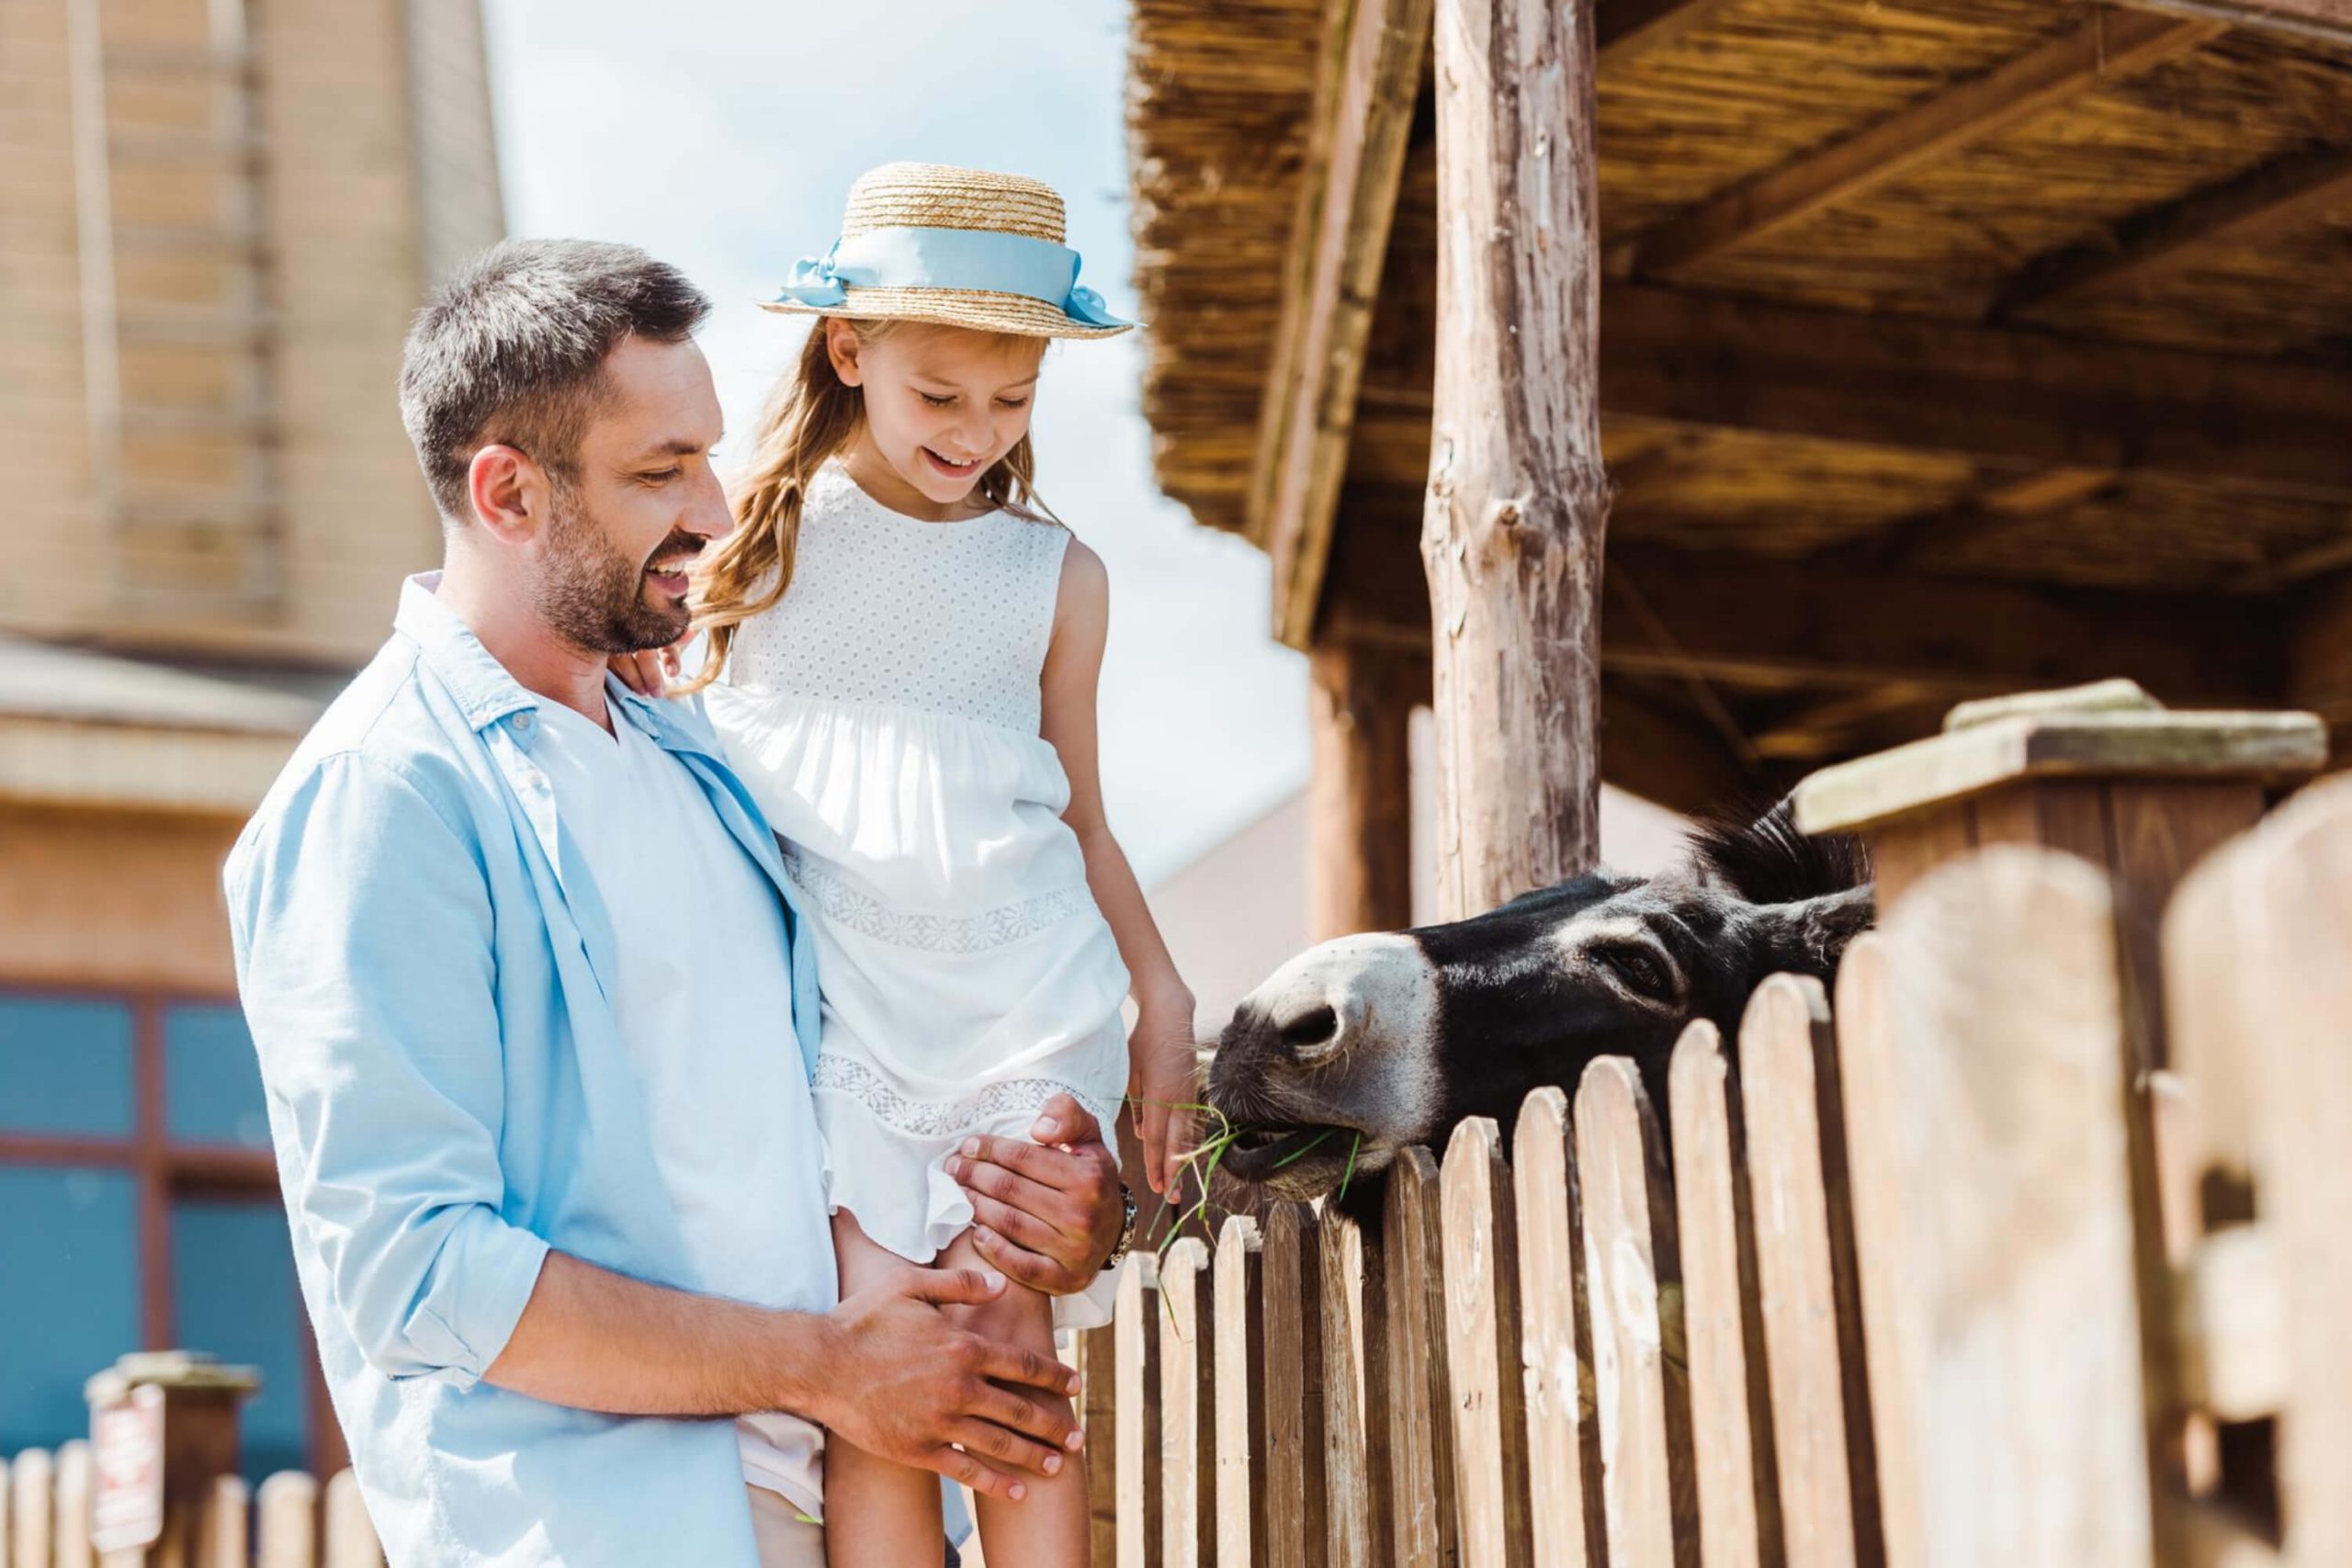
[0,1449,379,1568]
[1071,773,2352,1567]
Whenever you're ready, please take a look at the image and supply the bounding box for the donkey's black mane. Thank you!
[1687,795,1870,907]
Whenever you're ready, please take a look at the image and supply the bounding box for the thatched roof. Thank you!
[1124,0,2352,791]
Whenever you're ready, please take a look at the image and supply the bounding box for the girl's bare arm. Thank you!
[1038,539,1199,1196]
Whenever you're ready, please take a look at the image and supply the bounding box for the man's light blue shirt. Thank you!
[224,576,826,1567]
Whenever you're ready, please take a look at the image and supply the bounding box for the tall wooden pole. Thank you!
[1422,0,1611,919]
[1308,639,1423,940]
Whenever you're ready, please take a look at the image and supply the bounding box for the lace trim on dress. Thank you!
[811,1055,1123,1142]
[783,847,1091,953]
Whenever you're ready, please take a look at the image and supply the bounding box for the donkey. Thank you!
[1204,799,1872,1215]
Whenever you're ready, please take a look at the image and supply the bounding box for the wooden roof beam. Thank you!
[1628,9,2226,278]
[1597,285,2352,502]
[1594,0,1745,67]
[1322,524,2284,707]
[1253,0,1433,649]
[1996,145,2352,317]
[2109,0,2352,47]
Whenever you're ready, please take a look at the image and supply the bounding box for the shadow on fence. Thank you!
[1073,773,2352,1567]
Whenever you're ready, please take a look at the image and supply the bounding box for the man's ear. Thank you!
[1747,884,1875,982]
[824,318,865,387]
[465,443,547,543]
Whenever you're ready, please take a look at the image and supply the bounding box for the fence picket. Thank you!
[1161,1235,1216,1568]
[1575,1056,1698,1568]
[2192,779,2352,1565]
[1881,848,2153,1565]
[322,1466,380,1568]
[1216,1214,1269,1567]
[1832,936,1923,1568]
[0,1454,9,1568]
[1740,975,1882,1568]
[1442,1116,1533,1568]
[54,1438,93,1568]
[1668,1021,1782,1568]
[1385,1145,1460,1568]
[11,1447,52,1568]
[1081,1315,1121,1568]
[1513,1086,1603,1568]
[1115,1253,1165,1568]
[1320,1210,1380,1568]
[257,1470,320,1568]
[1262,1202,1329,1568]
[206,1474,251,1568]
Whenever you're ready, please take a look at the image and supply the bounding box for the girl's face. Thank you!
[828,320,1046,514]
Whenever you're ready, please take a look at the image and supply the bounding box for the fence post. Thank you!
[1442,1117,1533,1568]
[1115,1253,1165,1568]
[1514,1086,1604,1568]
[1832,936,1923,1568]
[1216,1215,1269,1567]
[255,1469,318,1568]
[1385,1147,1459,1568]
[322,1467,379,1568]
[56,1438,95,1568]
[12,1448,54,1568]
[203,1474,249,1568]
[1878,848,2154,1563]
[1080,1314,1121,1567]
[1161,1236,1216,1568]
[1319,1212,1380,1568]
[1576,1055,1698,1567]
[1739,975,1882,1567]
[1262,1203,1329,1568]
[1668,1021,1781,1568]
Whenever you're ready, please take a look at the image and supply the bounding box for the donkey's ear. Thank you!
[1747,884,1875,981]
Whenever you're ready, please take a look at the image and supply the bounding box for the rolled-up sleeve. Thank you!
[228,751,549,1389]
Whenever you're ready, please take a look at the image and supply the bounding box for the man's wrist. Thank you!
[1100,1182,1138,1273]
[760,1309,840,1425]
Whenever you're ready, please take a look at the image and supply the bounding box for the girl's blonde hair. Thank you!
[684,318,1046,691]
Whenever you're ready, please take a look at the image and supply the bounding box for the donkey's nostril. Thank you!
[1279,1004,1340,1054]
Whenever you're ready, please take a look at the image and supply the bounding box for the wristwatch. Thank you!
[1101,1183,1138,1273]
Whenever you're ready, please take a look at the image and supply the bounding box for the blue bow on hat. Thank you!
[768,226,1130,329]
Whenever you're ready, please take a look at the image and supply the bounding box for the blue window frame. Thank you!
[170,1197,310,1481]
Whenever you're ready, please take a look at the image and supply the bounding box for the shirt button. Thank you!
[514,712,533,731]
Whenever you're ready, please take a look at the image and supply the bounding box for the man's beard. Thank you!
[534,482,698,655]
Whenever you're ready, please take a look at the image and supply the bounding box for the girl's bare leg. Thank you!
[822,1210,947,1565]
[937,1225,1087,1567]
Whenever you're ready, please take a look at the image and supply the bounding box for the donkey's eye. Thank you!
[1597,944,1672,1001]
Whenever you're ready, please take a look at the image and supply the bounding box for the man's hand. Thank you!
[813,1264,1083,1503]
[945,1093,1125,1294]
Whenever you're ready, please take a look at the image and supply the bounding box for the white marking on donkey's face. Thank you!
[1552,908,1690,1014]
[1227,931,1444,1153]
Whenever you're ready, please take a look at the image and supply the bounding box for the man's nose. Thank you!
[680,467,731,538]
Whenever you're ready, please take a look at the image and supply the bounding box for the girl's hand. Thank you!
[1129,1007,1201,1199]
[608,641,683,699]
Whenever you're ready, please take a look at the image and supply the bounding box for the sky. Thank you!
[479,0,1310,885]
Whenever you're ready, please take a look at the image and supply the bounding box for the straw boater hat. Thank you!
[760,163,1133,340]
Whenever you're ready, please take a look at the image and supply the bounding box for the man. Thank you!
[226,239,1133,1567]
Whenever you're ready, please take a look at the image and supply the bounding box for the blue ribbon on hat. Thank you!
[768,226,1130,328]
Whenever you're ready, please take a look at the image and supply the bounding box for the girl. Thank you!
[686,164,1196,1564]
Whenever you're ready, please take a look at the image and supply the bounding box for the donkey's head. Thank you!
[1204,799,1872,1208]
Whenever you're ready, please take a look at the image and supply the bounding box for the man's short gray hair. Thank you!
[399,238,712,525]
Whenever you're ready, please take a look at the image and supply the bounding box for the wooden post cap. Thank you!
[1793,682,2327,835]
[85,1351,261,1406]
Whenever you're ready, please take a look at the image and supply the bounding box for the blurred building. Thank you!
[0,0,501,1476]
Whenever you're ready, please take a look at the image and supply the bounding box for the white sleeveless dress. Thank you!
[705,461,1132,1272]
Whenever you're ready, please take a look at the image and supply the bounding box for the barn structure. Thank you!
[1125,0,2352,935]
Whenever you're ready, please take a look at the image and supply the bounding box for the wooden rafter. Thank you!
[1324,526,2283,707]
[1256,0,1433,648]
[1595,0,1744,66]
[1629,10,2227,278]
[1829,468,2122,570]
[1997,145,2352,317]
[2110,0,2352,47]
